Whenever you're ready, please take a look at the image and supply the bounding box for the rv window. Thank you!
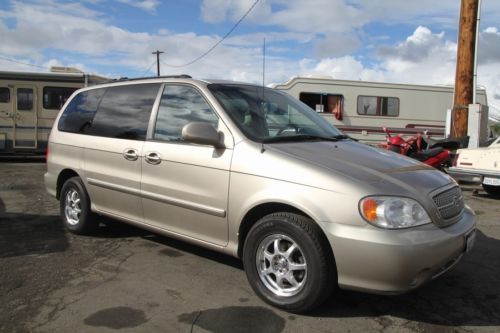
[89,83,161,140]
[0,88,9,103]
[58,88,106,134]
[357,96,399,117]
[17,88,33,111]
[43,87,78,110]
[299,92,343,116]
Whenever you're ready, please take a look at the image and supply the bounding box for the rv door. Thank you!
[13,85,37,149]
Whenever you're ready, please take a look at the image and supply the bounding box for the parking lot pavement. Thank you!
[1,162,500,333]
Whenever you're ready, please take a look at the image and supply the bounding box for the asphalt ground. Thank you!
[1,162,499,333]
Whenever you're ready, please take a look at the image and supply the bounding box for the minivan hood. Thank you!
[265,140,453,195]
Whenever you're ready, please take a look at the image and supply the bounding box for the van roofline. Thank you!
[104,74,192,83]
[272,75,488,93]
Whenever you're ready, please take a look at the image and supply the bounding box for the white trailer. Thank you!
[0,68,108,156]
[273,76,488,143]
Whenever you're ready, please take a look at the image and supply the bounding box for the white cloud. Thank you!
[199,0,460,34]
[117,0,160,13]
[314,34,361,58]
[0,1,152,57]
[377,26,452,63]
[310,56,365,79]
[200,0,271,24]
[478,27,500,65]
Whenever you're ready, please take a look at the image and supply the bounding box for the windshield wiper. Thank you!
[333,134,358,141]
[262,134,339,143]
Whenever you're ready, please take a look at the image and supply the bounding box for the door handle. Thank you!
[123,149,139,161]
[145,152,161,165]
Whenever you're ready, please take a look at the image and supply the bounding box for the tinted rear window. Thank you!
[58,88,105,133]
[89,83,160,140]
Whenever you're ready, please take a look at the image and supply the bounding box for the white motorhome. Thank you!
[274,76,488,143]
[0,68,108,156]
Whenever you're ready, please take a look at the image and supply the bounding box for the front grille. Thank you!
[433,186,464,222]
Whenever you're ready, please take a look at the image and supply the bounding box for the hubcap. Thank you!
[64,188,81,226]
[256,234,307,297]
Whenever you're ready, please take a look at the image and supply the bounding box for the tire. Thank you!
[242,212,336,313]
[60,177,98,234]
[482,184,500,197]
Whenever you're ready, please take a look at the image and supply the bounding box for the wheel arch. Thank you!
[237,202,335,264]
[56,169,81,199]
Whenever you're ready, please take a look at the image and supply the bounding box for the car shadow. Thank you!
[460,184,500,200]
[92,217,243,269]
[312,229,500,326]
[142,233,243,269]
[0,211,69,258]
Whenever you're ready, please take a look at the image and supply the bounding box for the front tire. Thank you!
[60,177,98,234]
[242,212,336,313]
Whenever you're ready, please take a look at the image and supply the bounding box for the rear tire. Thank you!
[242,212,336,313]
[482,184,500,197]
[60,177,98,234]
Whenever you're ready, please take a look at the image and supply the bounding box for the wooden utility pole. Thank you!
[451,0,480,138]
[152,50,164,77]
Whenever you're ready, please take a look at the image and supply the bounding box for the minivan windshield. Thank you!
[208,84,345,143]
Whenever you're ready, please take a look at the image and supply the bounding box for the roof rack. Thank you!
[105,74,192,83]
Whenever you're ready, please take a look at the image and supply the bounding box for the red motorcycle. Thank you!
[380,128,460,170]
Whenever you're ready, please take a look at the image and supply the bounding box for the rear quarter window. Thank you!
[58,88,105,134]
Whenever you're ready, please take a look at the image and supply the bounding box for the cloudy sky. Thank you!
[1,0,500,116]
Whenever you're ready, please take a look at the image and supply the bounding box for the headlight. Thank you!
[359,196,431,229]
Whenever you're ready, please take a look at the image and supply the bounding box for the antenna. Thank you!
[262,37,266,99]
[261,37,266,153]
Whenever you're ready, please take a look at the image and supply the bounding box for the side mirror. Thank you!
[181,122,224,148]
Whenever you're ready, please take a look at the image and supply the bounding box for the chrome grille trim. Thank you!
[432,186,464,225]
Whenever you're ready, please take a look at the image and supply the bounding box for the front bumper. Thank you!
[448,167,500,184]
[320,206,476,294]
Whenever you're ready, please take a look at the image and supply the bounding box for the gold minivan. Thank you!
[45,76,476,312]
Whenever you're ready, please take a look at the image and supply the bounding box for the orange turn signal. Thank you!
[361,198,378,222]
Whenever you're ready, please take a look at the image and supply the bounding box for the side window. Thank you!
[299,92,343,116]
[0,88,9,103]
[17,88,33,110]
[357,96,399,117]
[58,88,105,133]
[90,83,161,140]
[43,87,79,110]
[154,85,219,142]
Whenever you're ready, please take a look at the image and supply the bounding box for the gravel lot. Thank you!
[1,162,499,333]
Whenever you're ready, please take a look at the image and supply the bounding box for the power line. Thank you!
[138,60,157,77]
[0,54,47,70]
[162,0,260,68]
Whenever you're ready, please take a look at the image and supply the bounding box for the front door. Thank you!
[13,85,37,149]
[141,84,232,246]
